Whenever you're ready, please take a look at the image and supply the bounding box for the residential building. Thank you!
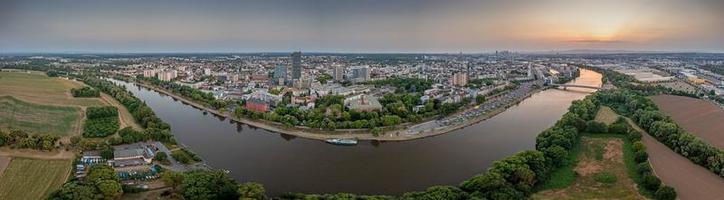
[333,65,345,81]
[452,72,468,87]
[349,65,370,83]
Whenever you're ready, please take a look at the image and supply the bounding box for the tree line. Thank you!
[137,76,229,109]
[71,87,101,97]
[0,128,59,151]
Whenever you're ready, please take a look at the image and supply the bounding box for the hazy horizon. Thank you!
[2,0,724,53]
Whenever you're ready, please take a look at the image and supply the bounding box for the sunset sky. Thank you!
[1,0,723,53]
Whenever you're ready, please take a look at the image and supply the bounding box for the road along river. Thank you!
[111,69,601,195]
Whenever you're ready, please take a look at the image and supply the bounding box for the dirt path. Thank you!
[626,118,724,200]
[0,156,11,177]
[0,148,75,160]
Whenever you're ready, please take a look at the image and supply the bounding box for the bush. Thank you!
[585,120,609,133]
[636,162,652,174]
[86,106,118,119]
[634,150,648,163]
[83,117,119,137]
[642,174,662,191]
[608,123,628,135]
[654,186,676,200]
[71,87,100,97]
[632,141,646,153]
[592,172,617,184]
[155,152,169,165]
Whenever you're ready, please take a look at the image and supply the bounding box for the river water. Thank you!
[112,69,601,195]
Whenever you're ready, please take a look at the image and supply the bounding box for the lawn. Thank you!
[0,96,80,136]
[0,158,72,200]
[0,71,106,107]
[532,136,644,200]
[594,106,618,125]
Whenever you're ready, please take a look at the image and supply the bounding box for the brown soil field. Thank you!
[626,118,724,200]
[650,95,724,149]
[594,106,619,125]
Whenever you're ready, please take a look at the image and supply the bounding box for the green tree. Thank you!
[161,171,184,191]
[155,151,169,165]
[654,186,677,200]
[238,182,266,200]
[181,170,239,200]
[96,180,123,200]
[86,165,119,184]
[48,182,100,200]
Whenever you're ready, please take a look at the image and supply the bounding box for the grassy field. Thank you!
[0,71,106,107]
[593,106,618,125]
[532,136,644,200]
[0,158,72,200]
[0,71,141,133]
[533,106,643,199]
[0,96,80,136]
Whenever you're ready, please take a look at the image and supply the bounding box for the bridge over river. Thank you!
[551,83,602,90]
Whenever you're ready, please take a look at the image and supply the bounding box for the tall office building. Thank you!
[333,65,345,81]
[291,51,302,80]
[273,65,287,85]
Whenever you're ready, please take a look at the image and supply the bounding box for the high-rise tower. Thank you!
[291,51,302,80]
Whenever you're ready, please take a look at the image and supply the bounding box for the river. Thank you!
[112,69,601,196]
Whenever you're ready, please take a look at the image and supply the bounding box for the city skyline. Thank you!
[2,0,724,53]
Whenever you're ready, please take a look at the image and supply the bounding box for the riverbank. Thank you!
[127,79,545,142]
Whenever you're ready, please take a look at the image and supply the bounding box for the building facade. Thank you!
[291,51,302,80]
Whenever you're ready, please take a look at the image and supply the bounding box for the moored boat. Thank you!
[325,138,358,145]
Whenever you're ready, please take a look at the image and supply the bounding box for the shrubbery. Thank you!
[71,86,100,97]
[83,106,119,137]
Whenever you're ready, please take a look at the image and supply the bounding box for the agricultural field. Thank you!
[0,71,106,107]
[532,137,644,200]
[650,95,724,149]
[593,106,618,125]
[655,81,700,94]
[0,96,81,136]
[625,118,724,200]
[0,71,141,133]
[0,158,72,200]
